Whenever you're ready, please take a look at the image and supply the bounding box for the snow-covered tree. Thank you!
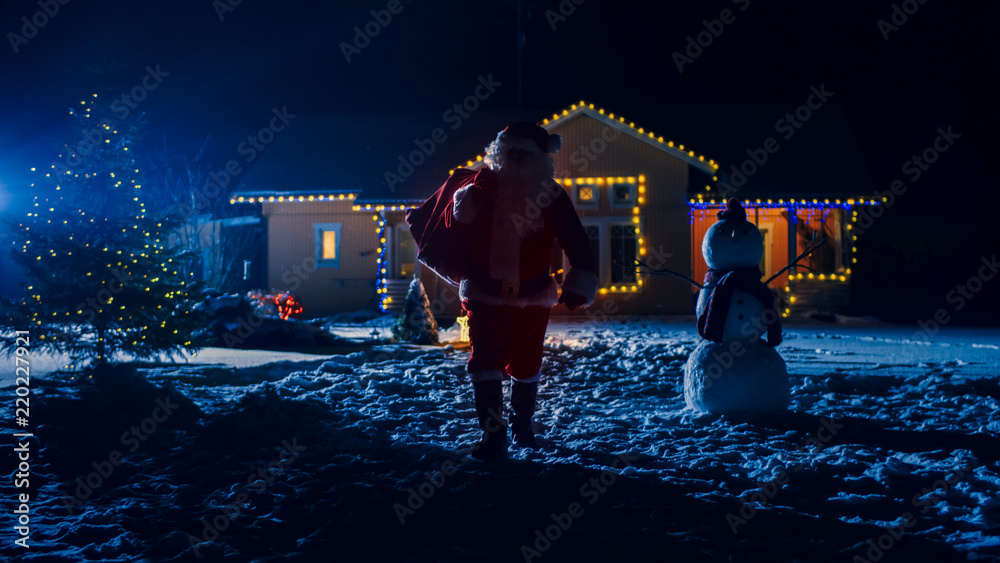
[392,276,439,345]
[1,93,205,367]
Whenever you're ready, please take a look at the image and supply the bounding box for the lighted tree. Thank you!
[1,93,204,367]
[392,276,439,345]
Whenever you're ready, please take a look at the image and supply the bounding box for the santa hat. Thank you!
[716,198,747,221]
[500,121,562,153]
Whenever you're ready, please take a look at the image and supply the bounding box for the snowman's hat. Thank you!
[717,198,747,221]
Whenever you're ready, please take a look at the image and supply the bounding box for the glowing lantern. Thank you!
[456,315,470,342]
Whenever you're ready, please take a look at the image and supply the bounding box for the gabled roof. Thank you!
[546,101,721,176]
[231,100,876,208]
[454,100,720,177]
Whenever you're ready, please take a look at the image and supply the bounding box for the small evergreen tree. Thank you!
[1,93,204,367]
[392,276,439,345]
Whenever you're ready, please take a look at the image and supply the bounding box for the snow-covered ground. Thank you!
[0,347,336,389]
[3,318,999,562]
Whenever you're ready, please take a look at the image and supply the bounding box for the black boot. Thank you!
[472,380,507,460]
[510,380,538,448]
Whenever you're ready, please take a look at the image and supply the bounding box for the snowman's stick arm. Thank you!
[642,267,706,289]
[617,253,705,289]
[764,236,829,286]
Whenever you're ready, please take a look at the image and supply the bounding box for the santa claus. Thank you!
[449,121,599,460]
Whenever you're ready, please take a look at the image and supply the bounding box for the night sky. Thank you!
[1,0,995,322]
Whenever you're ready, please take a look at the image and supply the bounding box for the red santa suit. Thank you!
[412,121,598,459]
[452,166,599,383]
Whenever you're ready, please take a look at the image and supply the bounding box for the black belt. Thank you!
[467,269,552,299]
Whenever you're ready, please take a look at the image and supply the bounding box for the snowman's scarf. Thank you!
[697,266,782,347]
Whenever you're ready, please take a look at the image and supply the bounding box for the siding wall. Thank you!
[255,114,740,318]
[263,200,378,315]
[548,114,697,315]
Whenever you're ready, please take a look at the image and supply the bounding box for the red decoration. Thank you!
[248,290,303,320]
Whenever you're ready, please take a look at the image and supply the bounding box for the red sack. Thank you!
[405,168,491,286]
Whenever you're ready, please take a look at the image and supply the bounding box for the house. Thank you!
[230,102,876,318]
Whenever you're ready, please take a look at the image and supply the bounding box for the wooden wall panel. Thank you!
[263,200,378,316]
[548,114,696,315]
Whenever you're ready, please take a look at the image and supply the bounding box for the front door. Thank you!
[394,224,417,279]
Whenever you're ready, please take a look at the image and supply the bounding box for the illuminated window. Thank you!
[793,208,847,275]
[577,184,596,204]
[314,223,341,268]
[322,231,337,260]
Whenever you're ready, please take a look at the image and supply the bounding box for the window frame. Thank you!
[314,222,342,268]
[574,183,599,208]
[609,223,639,284]
[609,182,637,210]
[576,219,643,288]
[392,223,419,279]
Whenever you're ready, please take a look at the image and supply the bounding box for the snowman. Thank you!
[683,198,790,416]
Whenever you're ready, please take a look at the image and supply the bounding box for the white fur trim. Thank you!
[469,370,504,382]
[547,133,561,153]
[460,276,559,308]
[561,268,599,308]
[452,184,479,225]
